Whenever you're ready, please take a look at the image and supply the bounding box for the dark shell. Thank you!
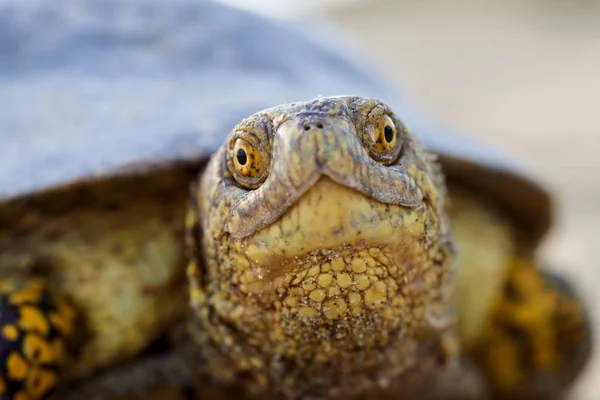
[0,0,551,243]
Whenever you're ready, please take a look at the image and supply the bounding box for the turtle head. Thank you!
[188,96,455,396]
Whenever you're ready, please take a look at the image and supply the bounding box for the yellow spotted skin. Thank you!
[0,168,197,397]
[188,96,456,399]
[0,279,76,400]
[469,259,591,400]
[448,187,591,400]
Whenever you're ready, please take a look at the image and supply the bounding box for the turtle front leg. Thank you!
[469,258,592,400]
[57,325,203,400]
[0,277,77,400]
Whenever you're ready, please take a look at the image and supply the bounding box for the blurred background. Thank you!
[218,0,600,397]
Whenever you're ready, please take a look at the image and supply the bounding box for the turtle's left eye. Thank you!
[372,115,397,154]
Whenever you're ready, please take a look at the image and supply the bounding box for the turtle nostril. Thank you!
[303,122,324,131]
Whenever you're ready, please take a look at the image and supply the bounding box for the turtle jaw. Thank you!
[229,176,431,290]
[194,176,455,397]
[221,175,454,334]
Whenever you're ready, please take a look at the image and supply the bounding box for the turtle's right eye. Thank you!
[228,137,269,188]
[363,106,403,165]
[372,115,397,154]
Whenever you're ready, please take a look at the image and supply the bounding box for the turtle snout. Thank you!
[298,115,328,132]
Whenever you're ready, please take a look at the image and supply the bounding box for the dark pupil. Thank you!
[236,149,248,165]
[384,125,394,143]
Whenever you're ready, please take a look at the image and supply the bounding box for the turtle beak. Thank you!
[224,113,423,239]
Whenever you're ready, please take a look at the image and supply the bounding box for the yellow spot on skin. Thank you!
[19,306,49,335]
[375,253,389,266]
[323,299,348,320]
[307,266,320,277]
[368,248,381,257]
[331,258,345,272]
[317,274,333,288]
[23,334,54,364]
[309,289,326,302]
[291,270,307,285]
[281,275,294,286]
[27,369,57,399]
[298,307,317,317]
[351,306,362,316]
[348,292,362,307]
[351,259,367,273]
[336,273,352,288]
[9,288,41,306]
[7,352,29,380]
[364,282,387,308]
[284,297,297,307]
[355,275,370,291]
[2,324,19,341]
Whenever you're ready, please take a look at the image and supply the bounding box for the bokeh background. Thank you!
[220,0,600,397]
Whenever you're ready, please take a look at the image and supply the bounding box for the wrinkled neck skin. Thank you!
[188,97,456,399]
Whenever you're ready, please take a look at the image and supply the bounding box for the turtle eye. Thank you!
[365,112,402,165]
[230,138,268,188]
[233,138,264,178]
[372,115,397,154]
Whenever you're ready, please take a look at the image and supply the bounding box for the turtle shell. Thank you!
[0,0,551,243]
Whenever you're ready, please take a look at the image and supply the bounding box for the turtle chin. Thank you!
[199,177,455,397]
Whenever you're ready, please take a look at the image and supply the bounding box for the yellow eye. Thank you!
[372,115,396,153]
[231,139,265,182]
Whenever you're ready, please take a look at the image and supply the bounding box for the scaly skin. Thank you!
[448,188,592,400]
[0,279,76,400]
[0,169,195,399]
[187,96,457,399]
[469,259,592,400]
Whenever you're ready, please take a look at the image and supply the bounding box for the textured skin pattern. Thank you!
[188,96,457,398]
[0,279,75,400]
[0,168,196,397]
[471,260,592,400]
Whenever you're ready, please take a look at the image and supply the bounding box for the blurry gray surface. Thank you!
[1,0,549,238]
[1,0,399,198]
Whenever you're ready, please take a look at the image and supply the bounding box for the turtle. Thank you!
[0,1,592,400]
